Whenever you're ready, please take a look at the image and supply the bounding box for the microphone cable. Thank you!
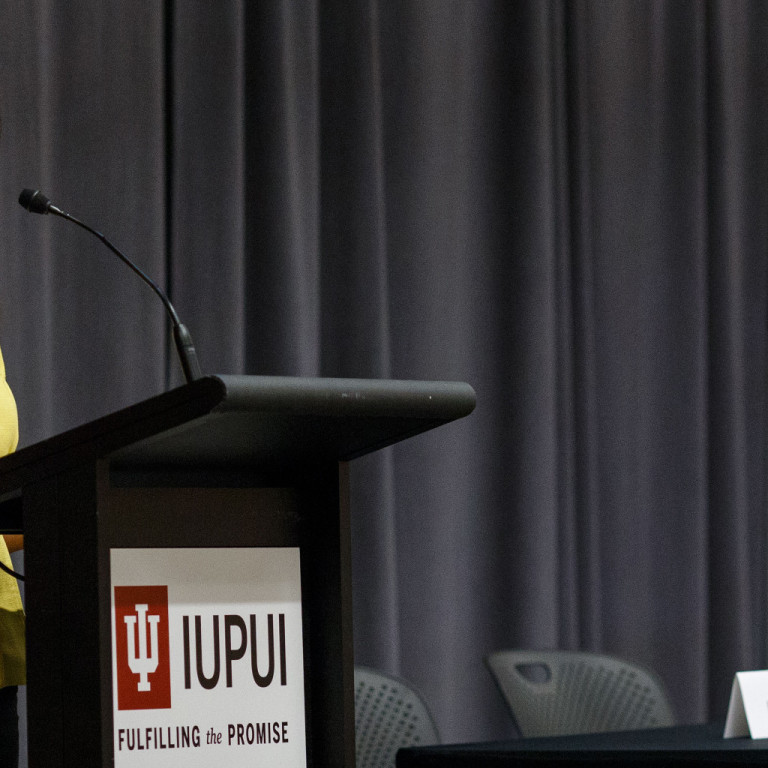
[0,560,24,582]
[18,188,203,384]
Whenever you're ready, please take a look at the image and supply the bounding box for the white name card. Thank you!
[724,670,768,739]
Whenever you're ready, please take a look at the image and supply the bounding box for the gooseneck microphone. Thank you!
[18,188,202,383]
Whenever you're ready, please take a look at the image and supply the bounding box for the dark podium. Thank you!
[0,374,475,768]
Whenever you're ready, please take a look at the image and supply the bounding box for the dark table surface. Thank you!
[397,722,768,767]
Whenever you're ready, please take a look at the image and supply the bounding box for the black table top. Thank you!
[397,723,768,767]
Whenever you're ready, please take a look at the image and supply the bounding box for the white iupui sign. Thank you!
[111,547,306,768]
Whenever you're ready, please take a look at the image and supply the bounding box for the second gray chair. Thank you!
[485,649,675,738]
[354,666,440,768]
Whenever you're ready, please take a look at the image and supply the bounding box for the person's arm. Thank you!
[3,535,22,553]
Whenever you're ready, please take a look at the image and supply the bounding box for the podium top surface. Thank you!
[0,375,475,492]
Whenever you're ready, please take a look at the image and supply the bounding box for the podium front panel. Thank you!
[24,459,353,768]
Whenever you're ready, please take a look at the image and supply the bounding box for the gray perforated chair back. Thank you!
[485,650,676,738]
[354,666,440,768]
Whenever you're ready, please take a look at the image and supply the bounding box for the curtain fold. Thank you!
[243,0,321,377]
[705,0,768,717]
[171,0,247,382]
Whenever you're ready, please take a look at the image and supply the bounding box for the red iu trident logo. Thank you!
[114,586,172,710]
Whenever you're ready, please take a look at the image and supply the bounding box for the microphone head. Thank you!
[19,189,52,214]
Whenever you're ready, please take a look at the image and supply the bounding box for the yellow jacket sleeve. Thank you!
[0,344,25,687]
[0,346,18,456]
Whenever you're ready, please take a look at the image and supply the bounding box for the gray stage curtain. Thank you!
[1,1,767,758]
